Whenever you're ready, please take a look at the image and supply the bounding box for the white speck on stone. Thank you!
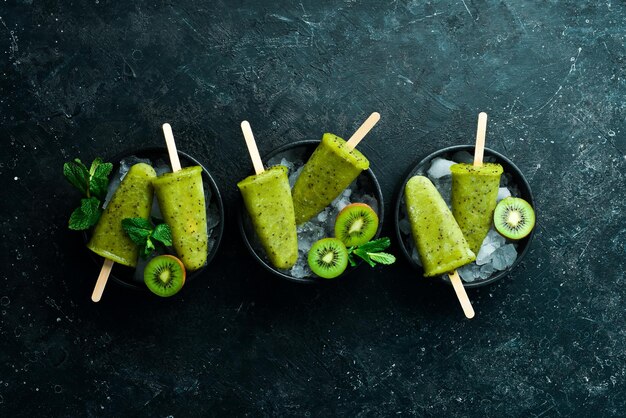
[13,176,18,180]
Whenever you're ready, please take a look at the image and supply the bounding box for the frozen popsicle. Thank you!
[87,162,157,267]
[238,165,298,269]
[404,176,476,277]
[450,162,503,254]
[291,112,380,224]
[239,120,298,269]
[152,166,208,271]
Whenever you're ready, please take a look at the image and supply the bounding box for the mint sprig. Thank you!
[68,197,102,231]
[122,218,173,258]
[63,158,113,230]
[88,158,113,200]
[348,237,396,268]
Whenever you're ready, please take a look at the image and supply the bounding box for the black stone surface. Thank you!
[1,1,625,416]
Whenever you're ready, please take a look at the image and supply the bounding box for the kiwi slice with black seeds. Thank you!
[494,197,535,240]
[144,255,186,297]
[334,203,379,247]
[307,238,349,279]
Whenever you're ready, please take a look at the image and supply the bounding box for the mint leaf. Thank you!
[356,237,390,253]
[152,223,173,247]
[89,157,100,177]
[121,218,153,245]
[63,159,89,196]
[68,197,101,230]
[122,217,172,259]
[353,248,376,267]
[368,252,396,265]
[89,159,113,200]
[347,237,396,268]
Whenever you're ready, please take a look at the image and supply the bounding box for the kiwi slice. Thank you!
[494,197,535,240]
[334,203,379,247]
[144,255,186,297]
[307,238,349,279]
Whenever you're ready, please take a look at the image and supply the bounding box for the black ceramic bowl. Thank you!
[394,145,535,288]
[238,140,384,284]
[85,147,225,291]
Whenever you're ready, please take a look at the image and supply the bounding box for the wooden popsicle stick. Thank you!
[240,120,265,175]
[473,112,488,167]
[346,112,381,151]
[162,123,182,172]
[91,258,114,302]
[449,270,475,319]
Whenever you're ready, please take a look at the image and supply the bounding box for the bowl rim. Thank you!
[238,139,385,284]
[393,144,535,288]
[84,146,225,291]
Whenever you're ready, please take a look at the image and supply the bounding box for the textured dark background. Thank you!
[1,0,625,416]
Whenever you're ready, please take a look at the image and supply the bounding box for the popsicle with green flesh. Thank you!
[405,176,476,277]
[450,163,503,254]
[87,162,157,267]
[291,113,380,224]
[292,133,369,224]
[152,166,208,271]
[238,165,298,269]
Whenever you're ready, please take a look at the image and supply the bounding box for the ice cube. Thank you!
[485,228,506,248]
[334,197,351,212]
[290,261,310,279]
[279,157,294,172]
[497,187,511,202]
[491,244,517,271]
[479,263,496,280]
[427,158,456,179]
[288,166,303,188]
[206,203,221,230]
[458,263,481,282]
[153,160,172,176]
[476,243,497,265]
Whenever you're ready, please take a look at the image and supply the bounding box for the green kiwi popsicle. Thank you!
[87,163,156,267]
[292,133,369,224]
[238,165,298,269]
[405,176,476,277]
[450,163,503,254]
[152,166,208,271]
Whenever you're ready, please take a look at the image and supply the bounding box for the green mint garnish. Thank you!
[347,237,396,268]
[88,158,113,200]
[122,218,173,258]
[68,197,102,231]
[64,157,113,230]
